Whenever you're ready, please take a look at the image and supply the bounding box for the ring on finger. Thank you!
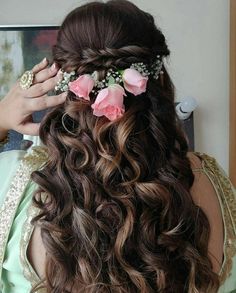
[19,70,34,90]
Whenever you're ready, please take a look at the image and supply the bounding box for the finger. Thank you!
[20,122,41,136]
[33,63,60,84]
[27,92,68,112]
[25,72,63,98]
[31,58,49,74]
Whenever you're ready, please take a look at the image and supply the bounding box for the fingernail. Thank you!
[51,63,56,71]
[42,57,47,64]
[62,92,68,99]
[57,69,63,76]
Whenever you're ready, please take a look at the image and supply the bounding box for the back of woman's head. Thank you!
[53,0,170,72]
[31,1,219,292]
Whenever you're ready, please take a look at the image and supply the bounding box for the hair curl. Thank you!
[30,1,219,292]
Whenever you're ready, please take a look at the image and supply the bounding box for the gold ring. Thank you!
[19,70,34,89]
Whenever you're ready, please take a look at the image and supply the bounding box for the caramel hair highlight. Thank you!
[30,1,219,292]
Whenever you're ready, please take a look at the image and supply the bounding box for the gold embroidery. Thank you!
[194,152,236,284]
[0,146,48,283]
[20,201,41,287]
[20,192,48,292]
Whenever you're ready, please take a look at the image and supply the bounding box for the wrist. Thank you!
[0,127,9,140]
[0,101,10,137]
[0,131,9,147]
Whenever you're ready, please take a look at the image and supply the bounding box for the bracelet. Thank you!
[0,132,9,148]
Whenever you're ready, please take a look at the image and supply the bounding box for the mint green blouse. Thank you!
[0,146,236,293]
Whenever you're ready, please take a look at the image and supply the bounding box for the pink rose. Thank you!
[91,84,126,121]
[122,68,148,96]
[69,74,95,101]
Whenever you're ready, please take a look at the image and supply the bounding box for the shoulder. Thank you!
[0,150,27,205]
[21,146,49,169]
[0,149,26,168]
[0,146,48,176]
[187,151,236,285]
[187,152,225,274]
[187,153,221,207]
[0,147,48,205]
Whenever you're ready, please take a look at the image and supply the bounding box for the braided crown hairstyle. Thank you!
[31,1,219,292]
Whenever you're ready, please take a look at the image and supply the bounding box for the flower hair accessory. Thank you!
[55,55,163,121]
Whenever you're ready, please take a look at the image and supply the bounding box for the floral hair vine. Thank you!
[55,55,163,121]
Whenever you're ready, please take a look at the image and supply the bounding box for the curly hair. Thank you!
[30,1,220,292]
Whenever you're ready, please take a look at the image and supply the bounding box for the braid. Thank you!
[54,44,168,74]
[78,46,152,72]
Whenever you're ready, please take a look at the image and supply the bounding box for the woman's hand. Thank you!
[0,58,67,137]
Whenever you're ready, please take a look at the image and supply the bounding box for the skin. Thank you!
[0,58,67,140]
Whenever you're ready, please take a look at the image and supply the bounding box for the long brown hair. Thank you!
[31,1,219,292]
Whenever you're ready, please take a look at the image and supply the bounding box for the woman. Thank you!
[0,1,235,292]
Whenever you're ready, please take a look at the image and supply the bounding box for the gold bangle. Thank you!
[0,132,9,148]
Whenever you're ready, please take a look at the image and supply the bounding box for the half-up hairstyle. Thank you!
[31,1,220,292]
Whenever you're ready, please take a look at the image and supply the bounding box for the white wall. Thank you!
[0,0,230,171]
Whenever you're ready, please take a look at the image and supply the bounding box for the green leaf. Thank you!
[108,76,115,86]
